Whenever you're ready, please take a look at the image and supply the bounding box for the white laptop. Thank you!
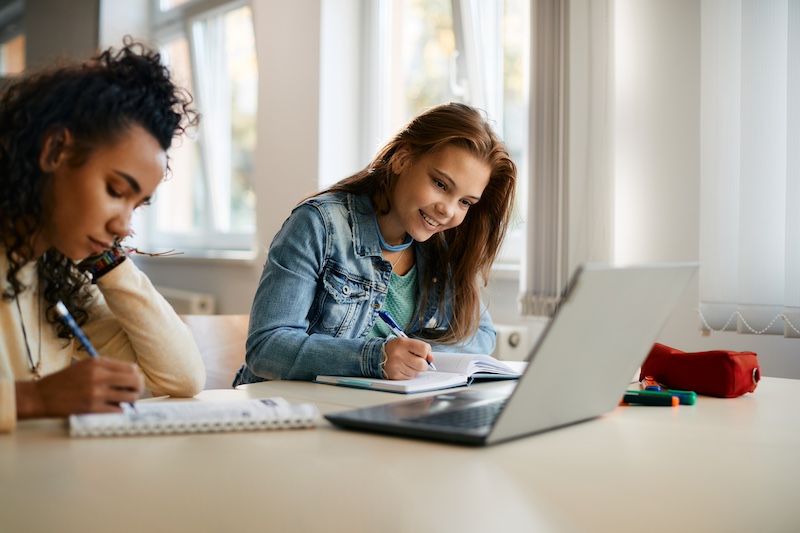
[325,263,697,446]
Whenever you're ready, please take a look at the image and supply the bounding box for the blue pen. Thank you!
[378,310,437,371]
[55,301,138,411]
[55,301,99,357]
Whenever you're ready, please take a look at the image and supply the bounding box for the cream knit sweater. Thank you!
[0,253,206,432]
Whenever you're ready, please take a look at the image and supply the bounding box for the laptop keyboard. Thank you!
[406,399,508,429]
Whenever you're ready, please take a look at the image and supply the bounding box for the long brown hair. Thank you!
[322,102,516,344]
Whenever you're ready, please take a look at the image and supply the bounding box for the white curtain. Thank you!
[190,10,233,233]
[698,0,800,337]
[520,0,613,316]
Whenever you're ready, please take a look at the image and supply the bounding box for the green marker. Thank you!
[662,389,697,405]
[626,389,697,405]
[623,391,678,406]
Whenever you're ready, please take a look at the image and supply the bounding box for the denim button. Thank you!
[342,285,351,296]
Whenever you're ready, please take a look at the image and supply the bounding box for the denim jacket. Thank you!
[233,192,496,384]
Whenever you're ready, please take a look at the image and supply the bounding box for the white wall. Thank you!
[25,0,98,68]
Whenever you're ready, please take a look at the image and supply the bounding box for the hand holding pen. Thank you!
[54,301,141,412]
[378,310,437,375]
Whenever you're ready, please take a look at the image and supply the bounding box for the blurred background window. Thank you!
[140,0,257,254]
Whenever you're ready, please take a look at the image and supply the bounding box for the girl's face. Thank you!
[381,144,491,244]
[36,124,166,261]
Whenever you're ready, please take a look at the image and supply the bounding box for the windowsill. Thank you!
[133,249,515,273]
[132,248,261,267]
[133,250,519,274]
[490,262,521,281]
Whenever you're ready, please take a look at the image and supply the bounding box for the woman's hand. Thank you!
[15,357,144,419]
[383,337,434,380]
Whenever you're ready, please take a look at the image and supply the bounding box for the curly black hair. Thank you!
[0,37,200,339]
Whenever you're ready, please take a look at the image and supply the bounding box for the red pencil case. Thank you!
[639,343,761,398]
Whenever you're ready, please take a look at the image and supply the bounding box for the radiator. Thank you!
[155,286,216,315]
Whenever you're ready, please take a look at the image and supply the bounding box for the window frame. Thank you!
[141,0,257,254]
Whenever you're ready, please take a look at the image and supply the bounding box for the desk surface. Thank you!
[1,377,799,533]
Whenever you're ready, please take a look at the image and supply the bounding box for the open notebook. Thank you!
[69,397,319,437]
[315,352,525,393]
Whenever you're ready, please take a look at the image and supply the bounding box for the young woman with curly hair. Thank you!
[0,40,206,431]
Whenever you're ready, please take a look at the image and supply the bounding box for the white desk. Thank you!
[1,377,798,533]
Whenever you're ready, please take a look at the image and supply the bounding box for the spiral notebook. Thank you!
[69,397,319,437]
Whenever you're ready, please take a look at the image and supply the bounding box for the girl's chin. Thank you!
[408,229,434,243]
[58,247,89,262]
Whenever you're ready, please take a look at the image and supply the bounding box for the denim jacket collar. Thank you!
[348,193,384,259]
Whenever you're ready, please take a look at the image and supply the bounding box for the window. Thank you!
[356,0,529,265]
[0,0,24,76]
[142,0,524,259]
[0,33,24,75]
[137,0,258,254]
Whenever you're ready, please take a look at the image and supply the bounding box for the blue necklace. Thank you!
[374,218,414,251]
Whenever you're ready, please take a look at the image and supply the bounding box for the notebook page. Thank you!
[69,397,319,437]
[432,353,520,376]
[315,371,468,393]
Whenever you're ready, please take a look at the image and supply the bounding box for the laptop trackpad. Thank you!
[398,383,518,427]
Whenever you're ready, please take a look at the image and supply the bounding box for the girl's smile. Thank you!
[420,210,442,229]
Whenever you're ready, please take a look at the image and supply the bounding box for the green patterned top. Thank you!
[369,264,419,338]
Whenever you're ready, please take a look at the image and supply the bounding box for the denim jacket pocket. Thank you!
[316,265,371,336]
